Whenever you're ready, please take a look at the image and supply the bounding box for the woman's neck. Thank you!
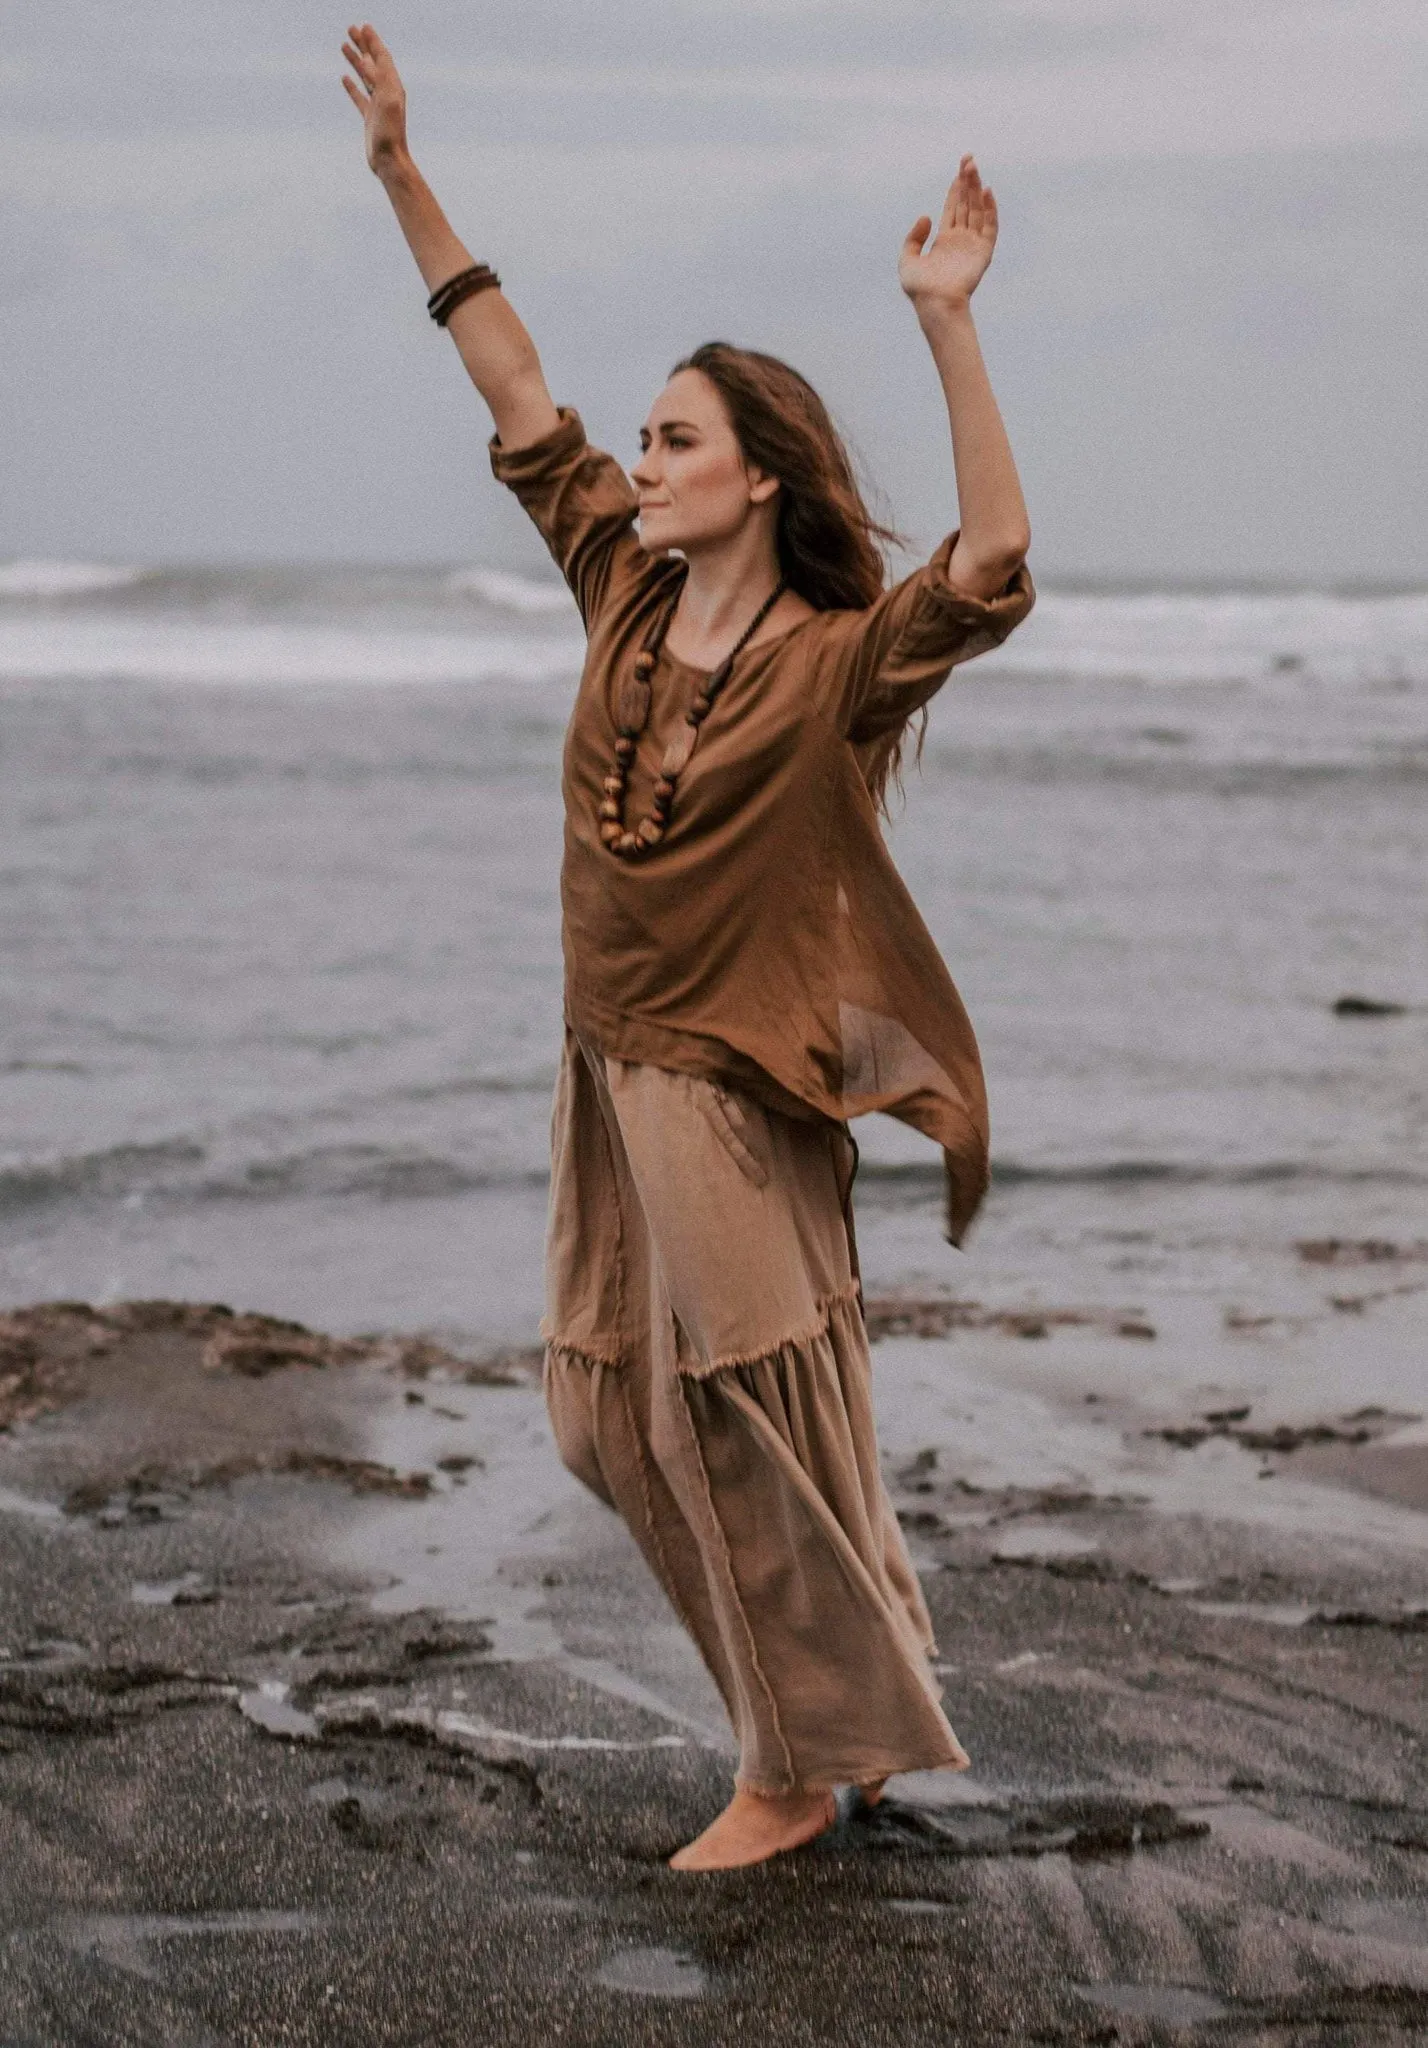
[662,531,811,669]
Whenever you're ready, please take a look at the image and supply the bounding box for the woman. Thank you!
[343,24,1034,1872]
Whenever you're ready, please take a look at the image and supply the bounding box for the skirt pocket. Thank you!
[697,1081,771,1189]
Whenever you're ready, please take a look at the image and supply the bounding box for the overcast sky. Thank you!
[2,0,1424,581]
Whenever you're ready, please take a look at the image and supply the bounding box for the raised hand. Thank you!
[899,156,999,316]
[341,22,409,174]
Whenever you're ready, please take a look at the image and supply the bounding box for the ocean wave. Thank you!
[0,617,583,689]
[995,1158,1428,1189]
[445,567,574,616]
[4,1133,1422,1223]
[984,586,1428,692]
[858,1157,1428,1194]
[387,1073,557,1104]
[0,564,1422,694]
[212,1147,544,1202]
[0,1135,551,1217]
[0,1138,206,1215]
[0,559,149,600]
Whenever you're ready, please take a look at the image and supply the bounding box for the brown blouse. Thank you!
[491,408,1035,1242]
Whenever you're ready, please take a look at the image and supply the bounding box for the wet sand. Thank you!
[3,1293,1427,2045]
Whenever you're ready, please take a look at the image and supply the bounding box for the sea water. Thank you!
[1,556,1424,1353]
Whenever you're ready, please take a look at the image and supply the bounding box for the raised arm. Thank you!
[898,157,1031,603]
[341,23,560,453]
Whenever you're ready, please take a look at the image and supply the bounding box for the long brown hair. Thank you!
[671,341,919,812]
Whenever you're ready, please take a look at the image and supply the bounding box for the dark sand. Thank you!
[3,1301,1427,2046]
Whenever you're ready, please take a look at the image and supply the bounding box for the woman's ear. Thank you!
[747,469,781,507]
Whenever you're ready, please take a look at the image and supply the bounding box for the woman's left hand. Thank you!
[899,156,998,316]
[341,22,410,177]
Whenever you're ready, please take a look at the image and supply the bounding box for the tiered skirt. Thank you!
[541,1032,969,1793]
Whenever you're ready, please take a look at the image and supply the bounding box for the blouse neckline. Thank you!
[658,610,823,679]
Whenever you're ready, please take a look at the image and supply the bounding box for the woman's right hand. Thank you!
[341,23,409,176]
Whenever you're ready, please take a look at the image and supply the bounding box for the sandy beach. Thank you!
[2,535,1425,2044]
[3,1256,1426,2045]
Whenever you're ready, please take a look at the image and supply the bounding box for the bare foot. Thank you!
[857,1777,888,1808]
[669,1785,836,1871]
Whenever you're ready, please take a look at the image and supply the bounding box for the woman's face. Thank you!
[631,368,777,554]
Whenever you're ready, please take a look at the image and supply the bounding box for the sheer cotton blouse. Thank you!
[491,408,1035,1243]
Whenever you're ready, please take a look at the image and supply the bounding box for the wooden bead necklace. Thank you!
[599,573,789,858]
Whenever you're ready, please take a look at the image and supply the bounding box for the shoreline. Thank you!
[3,1294,1427,2041]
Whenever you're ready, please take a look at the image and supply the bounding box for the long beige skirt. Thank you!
[541,1031,969,1794]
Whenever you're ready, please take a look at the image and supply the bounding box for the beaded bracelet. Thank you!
[427,264,500,327]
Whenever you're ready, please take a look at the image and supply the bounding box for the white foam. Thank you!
[0,616,583,688]
[0,574,1423,694]
[355,1704,685,1753]
[0,1485,64,1522]
[445,566,574,617]
[0,558,147,599]
[982,586,1428,689]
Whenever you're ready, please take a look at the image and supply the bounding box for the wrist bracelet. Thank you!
[427,264,500,327]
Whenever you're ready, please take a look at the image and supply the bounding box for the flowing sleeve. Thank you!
[489,407,648,632]
[815,534,1035,743]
